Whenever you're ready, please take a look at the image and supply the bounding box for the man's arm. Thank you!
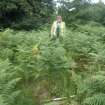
[51,21,55,36]
[61,22,66,37]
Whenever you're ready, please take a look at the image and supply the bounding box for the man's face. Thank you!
[57,16,62,23]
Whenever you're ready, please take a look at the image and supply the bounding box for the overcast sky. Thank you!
[93,0,105,3]
[54,0,105,3]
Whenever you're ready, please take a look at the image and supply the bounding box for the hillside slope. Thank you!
[0,24,105,105]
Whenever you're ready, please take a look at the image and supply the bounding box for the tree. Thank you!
[0,0,54,29]
[57,0,105,26]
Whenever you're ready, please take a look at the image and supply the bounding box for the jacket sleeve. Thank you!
[51,21,56,37]
[61,22,66,37]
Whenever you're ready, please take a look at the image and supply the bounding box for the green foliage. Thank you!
[76,70,105,105]
[83,94,105,105]
[58,0,105,26]
[1,1,105,105]
[0,24,105,105]
[0,60,20,105]
[0,0,54,29]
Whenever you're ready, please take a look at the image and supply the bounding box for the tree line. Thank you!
[0,0,105,30]
[58,0,105,26]
[0,0,54,30]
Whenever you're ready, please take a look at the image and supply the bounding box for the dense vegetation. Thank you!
[1,23,105,105]
[0,0,105,105]
[0,0,54,30]
[58,0,105,26]
[1,0,105,29]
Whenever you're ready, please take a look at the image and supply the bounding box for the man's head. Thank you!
[56,16,62,23]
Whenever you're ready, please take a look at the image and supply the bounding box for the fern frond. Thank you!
[83,94,105,105]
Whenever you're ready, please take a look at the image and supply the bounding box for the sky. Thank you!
[54,0,105,3]
[93,0,105,3]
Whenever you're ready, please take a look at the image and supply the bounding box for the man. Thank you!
[51,16,66,40]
